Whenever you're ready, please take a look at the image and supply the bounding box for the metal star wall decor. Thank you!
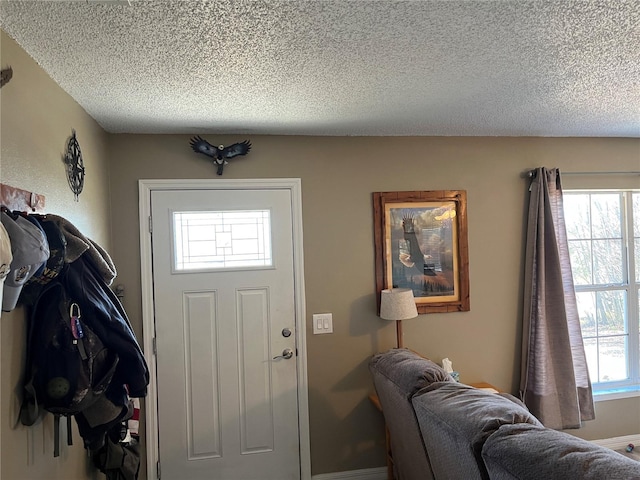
[64,130,85,201]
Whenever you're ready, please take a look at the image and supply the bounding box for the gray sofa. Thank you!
[369,348,640,480]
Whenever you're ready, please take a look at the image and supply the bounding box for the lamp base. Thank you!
[396,319,403,349]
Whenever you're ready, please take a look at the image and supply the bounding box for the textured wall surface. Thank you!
[1,30,111,480]
[1,0,639,137]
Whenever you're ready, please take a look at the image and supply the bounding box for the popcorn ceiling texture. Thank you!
[1,0,639,137]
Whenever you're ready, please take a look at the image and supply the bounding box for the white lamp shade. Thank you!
[380,288,418,321]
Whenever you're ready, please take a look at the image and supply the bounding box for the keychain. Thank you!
[70,303,87,359]
[70,303,83,342]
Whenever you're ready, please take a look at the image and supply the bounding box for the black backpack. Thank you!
[20,278,119,456]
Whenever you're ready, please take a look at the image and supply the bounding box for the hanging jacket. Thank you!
[64,252,148,398]
[46,213,118,285]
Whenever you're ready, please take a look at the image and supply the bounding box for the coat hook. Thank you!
[115,284,125,301]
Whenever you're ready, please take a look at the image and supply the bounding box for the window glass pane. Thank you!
[564,194,590,239]
[633,193,640,238]
[591,194,621,239]
[593,239,623,284]
[635,194,640,282]
[582,337,598,384]
[565,189,636,389]
[597,336,628,383]
[596,290,626,336]
[568,240,592,285]
[173,210,272,271]
[636,237,640,283]
[576,291,596,337]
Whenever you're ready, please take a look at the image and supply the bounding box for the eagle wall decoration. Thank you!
[1,66,13,88]
[189,136,252,175]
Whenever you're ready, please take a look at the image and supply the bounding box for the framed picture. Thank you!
[373,190,470,314]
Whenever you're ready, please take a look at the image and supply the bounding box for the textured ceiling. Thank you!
[1,0,639,137]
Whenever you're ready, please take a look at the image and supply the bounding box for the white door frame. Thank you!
[138,178,310,480]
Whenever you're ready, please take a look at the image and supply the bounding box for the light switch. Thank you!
[312,313,333,334]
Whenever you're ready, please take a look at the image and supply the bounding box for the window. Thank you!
[173,210,272,271]
[564,191,639,395]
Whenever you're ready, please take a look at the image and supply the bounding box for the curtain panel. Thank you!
[520,167,595,430]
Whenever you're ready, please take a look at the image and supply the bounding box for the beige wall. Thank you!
[3,27,640,479]
[1,30,111,479]
[107,134,640,475]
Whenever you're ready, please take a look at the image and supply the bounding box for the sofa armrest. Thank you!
[368,348,454,480]
[482,423,640,480]
[412,382,542,480]
[369,348,455,397]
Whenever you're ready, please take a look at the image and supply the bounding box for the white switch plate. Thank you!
[312,313,333,334]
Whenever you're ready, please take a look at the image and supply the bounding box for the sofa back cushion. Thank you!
[369,348,454,480]
[411,382,542,480]
[482,423,640,479]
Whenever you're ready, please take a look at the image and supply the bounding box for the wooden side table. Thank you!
[369,393,394,480]
[468,382,500,392]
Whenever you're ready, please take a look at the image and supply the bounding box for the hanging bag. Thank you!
[20,278,119,456]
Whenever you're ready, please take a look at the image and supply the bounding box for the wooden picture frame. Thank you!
[373,190,470,314]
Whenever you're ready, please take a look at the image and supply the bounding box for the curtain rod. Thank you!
[526,170,640,178]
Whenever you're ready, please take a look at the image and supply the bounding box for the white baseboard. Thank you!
[311,467,387,480]
[591,434,640,450]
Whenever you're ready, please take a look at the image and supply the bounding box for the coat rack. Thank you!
[0,183,46,212]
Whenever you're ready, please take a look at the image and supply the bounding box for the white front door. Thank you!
[149,185,303,480]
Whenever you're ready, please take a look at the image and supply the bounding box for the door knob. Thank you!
[273,348,294,360]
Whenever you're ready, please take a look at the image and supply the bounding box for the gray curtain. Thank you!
[520,167,595,430]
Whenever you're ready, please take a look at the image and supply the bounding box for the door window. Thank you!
[173,210,272,271]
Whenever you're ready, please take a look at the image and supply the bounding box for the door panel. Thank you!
[151,188,299,480]
[237,288,274,454]
[183,290,220,460]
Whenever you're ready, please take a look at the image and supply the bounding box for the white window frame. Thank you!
[565,189,640,401]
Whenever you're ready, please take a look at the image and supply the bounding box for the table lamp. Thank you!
[380,288,418,348]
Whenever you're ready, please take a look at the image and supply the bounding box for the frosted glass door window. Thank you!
[173,210,272,271]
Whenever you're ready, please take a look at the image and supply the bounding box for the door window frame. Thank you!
[139,179,310,480]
